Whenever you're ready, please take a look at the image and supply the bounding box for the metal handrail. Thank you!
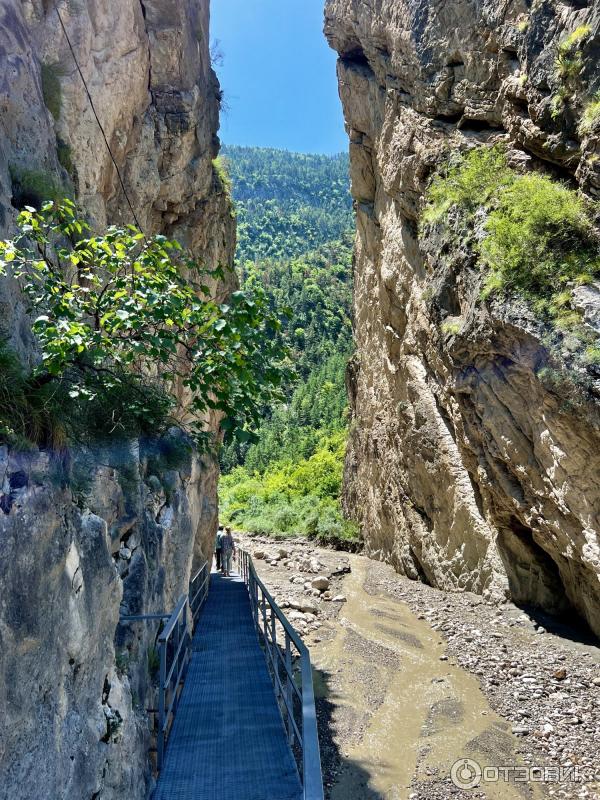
[189,562,210,629]
[157,593,190,770]
[238,548,324,800]
[120,558,211,774]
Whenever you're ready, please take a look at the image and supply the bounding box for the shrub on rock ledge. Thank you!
[423,146,600,319]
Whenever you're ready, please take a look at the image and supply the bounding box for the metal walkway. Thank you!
[152,569,303,800]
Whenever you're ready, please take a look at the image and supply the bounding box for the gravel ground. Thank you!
[365,565,600,800]
[237,534,600,800]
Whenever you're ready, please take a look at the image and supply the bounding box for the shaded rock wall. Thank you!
[325,1,600,634]
[0,0,234,797]
[0,437,215,800]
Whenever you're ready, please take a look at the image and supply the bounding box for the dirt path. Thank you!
[240,536,600,800]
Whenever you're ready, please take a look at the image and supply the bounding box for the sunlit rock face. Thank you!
[325,1,600,634]
[0,0,235,346]
[0,1,234,797]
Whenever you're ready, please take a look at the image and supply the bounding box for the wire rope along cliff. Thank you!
[52,0,143,232]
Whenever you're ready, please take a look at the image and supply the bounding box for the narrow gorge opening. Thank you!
[213,0,358,551]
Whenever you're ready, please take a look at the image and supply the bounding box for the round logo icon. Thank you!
[451,758,483,789]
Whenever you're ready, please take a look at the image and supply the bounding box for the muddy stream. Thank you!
[309,554,540,799]
[243,536,600,799]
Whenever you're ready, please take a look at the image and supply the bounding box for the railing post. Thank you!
[185,598,191,675]
[271,610,278,695]
[261,591,268,645]
[157,639,167,771]
[285,634,293,745]
[253,574,259,629]
[300,647,324,800]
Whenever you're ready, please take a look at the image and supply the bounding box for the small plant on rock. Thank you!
[551,24,592,117]
[422,145,513,225]
[579,92,600,135]
[584,346,600,365]
[212,156,232,196]
[9,166,65,209]
[441,320,462,336]
[480,170,600,300]
[423,146,600,361]
[57,138,75,178]
[41,62,65,121]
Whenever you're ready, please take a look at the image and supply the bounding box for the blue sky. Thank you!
[211,0,347,155]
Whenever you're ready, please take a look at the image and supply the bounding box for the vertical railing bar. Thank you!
[261,591,268,647]
[157,638,167,771]
[285,633,293,745]
[271,610,278,700]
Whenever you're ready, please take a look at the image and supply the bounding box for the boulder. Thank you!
[311,576,330,592]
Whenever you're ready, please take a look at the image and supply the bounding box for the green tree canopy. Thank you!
[0,200,290,449]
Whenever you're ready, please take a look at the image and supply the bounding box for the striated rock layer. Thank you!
[325,1,600,634]
[0,1,234,797]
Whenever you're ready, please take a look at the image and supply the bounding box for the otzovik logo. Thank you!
[451,758,482,789]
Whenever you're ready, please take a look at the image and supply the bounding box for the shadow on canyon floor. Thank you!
[314,666,389,800]
[517,603,599,649]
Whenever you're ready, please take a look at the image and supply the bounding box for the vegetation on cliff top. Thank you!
[0,200,289,450]
[218,147,357,546]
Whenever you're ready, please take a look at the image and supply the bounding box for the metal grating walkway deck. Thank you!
[153,570,303,800]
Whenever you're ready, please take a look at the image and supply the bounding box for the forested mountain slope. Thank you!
[219,147,358,544]
[222,145,353,262]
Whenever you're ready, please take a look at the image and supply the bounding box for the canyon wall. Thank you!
[325,1,600,634]
[0,1,234,797]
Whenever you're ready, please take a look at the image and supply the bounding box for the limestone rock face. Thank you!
[0,0,235,347]
[325,1,600,634]
[0,439,218,800]
[0,1,234,797]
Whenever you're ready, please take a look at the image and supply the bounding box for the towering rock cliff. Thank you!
[0,1,234,797]
[325,1,600,635]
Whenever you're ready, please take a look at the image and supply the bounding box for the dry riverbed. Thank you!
[237,534,600,800]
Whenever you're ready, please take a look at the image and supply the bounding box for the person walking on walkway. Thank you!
[221,527,236,577]
[215,525,224,571]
